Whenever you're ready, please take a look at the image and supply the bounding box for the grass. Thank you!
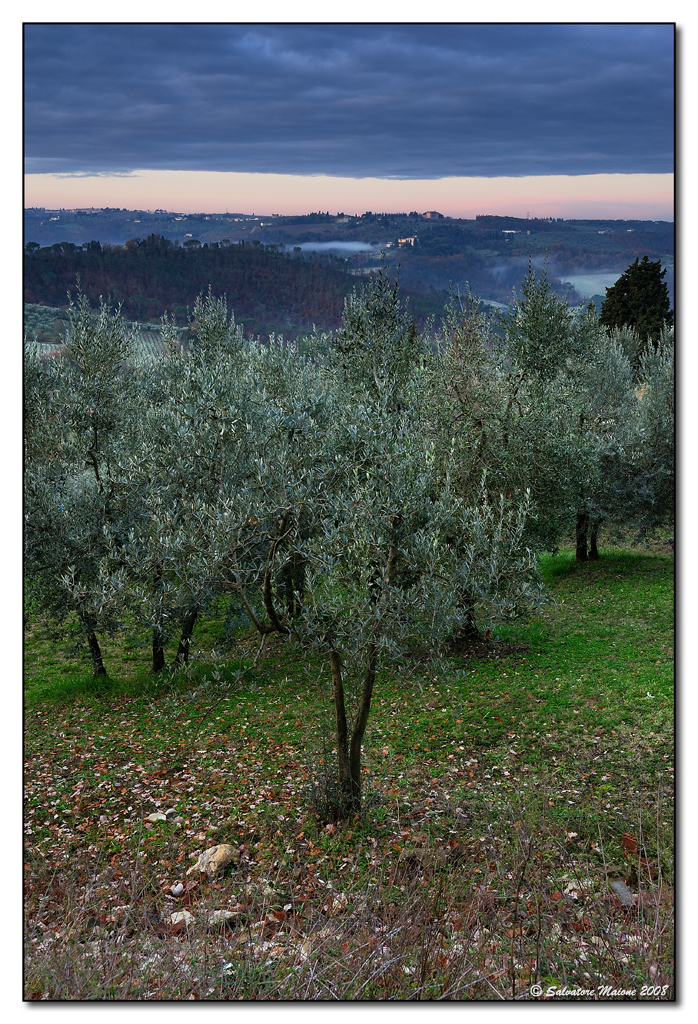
[23,544,674,1000]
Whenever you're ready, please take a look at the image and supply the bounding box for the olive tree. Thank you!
[252,275,549,815]
[97,289,334,670]
[498,265,637,559]
[594,328,674,542]
[24,293,138,676]
[97,291,273,669]
[295,397,545,814]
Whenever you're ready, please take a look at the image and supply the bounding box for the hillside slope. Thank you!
[24,238,448,338]
[24,239,356,336]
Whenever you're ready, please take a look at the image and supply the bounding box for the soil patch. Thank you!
[448,637,528,661]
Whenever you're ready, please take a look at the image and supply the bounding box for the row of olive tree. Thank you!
[24,268,673,812]
[425,264,673,561]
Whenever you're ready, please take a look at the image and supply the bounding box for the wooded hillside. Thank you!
[24,237,450,337]
[24,238,355,333]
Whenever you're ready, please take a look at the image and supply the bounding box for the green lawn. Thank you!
[24,545,674,1000]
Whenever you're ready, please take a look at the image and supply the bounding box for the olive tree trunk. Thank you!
[174,609,198,666]
[589,521,600,561]
[152,568,166,673]
[329,642,378,816]
[78,606,107,678]
[152,626,166,673]
[453,588,481,641]
[575,512,589,561]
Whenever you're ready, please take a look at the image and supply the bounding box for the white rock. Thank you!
[146,812,167,823]
[170,910,194,927]
[165,808,178,820]
[186,843,238,879]
[170,882,184,896]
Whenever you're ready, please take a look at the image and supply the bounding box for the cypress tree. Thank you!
[600,255,673,345]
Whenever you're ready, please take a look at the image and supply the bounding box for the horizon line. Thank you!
[24,206,674,224]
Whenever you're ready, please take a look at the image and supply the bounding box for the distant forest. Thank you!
[23,236,450,337]
[23,237,357,334]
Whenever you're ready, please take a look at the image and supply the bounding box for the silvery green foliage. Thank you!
[24,292,138,587]
[24,277,552,805]
[607,325,646,374]
[269,274,548,809]
[24,293,139,671]
[327,266,423,405]
[495,265,638,549]
[283,274,547,665]
[26,267,671,686]
[296,400,545,676]
[502,261,593,381]
[596,329,674,539]
[99,291,268,655]
[423,290,503,497]
[423,278,591,552]
[95,289,337,663]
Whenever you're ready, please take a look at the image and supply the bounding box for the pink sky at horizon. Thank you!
[25,170,674,221]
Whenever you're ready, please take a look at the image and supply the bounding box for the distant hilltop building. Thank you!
[422,211,444,219]
[398,236,417,247]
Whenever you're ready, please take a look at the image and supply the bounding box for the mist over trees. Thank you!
[24,261,674,815]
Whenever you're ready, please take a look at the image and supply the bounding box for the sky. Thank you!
[24,22,675,219]
[25,170,673,222]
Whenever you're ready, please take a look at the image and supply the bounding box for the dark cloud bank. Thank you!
[24,23,674,179]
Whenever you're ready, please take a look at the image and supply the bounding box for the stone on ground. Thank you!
[186,843,238,879]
